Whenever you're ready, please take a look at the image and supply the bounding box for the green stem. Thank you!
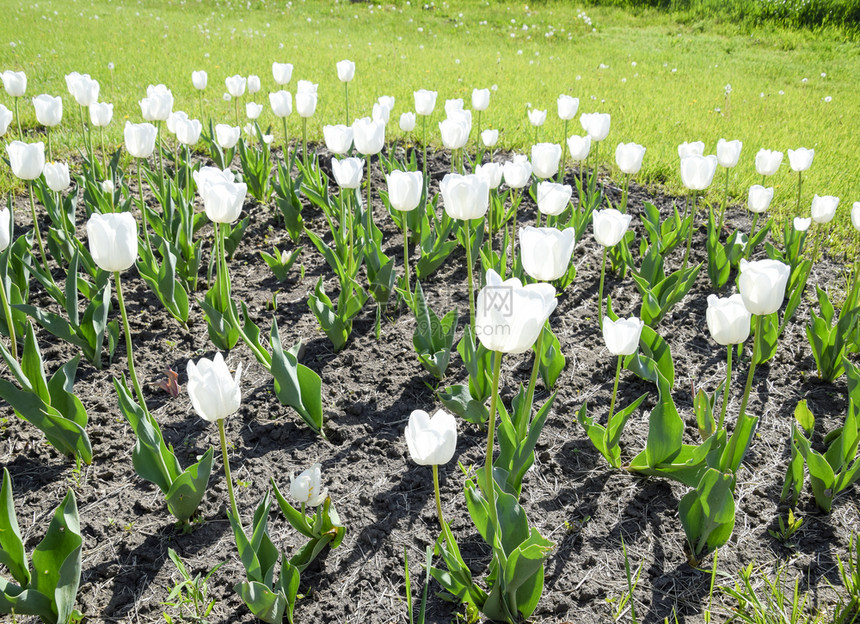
[464,218,476,334]
[558,119,568,184]
[27,182,49,274]
[520,325,545,441]
[622,174,630,213]
[718,345,733,432]
[598,246,607,330]
[234,98,240,127]
[809,224,824,268]
[155,121,164,196]
[344,83,349,127]
[485,353,503,540]
[681,193,697,275]
[0,270,17,360]
[116,272,145,408]
[366,155,373,237]
[218,417,240,523]
[100,126,109,187]
[717,167,729,235]
[422,116,428,197]
[78,106,88,156]
[509,188,520,266]
[46,127,52,163]
[282,116,290,168]
[401,210,411,295]
[606,355,622,467]
[137,160,152,254]
[13,98,22,140]
[432,464,445,531]
[302,118,308,169]
[745,213,760,260]
[737,315,762,425]
[796,171,802,216]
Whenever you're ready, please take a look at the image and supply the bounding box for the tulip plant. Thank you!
[0,468,83,624]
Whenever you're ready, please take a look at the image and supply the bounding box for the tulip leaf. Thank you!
[534,323,565,390]
[277,560,300,624]
[199,280,241,351]
[456,326,493,403]
[270,319,324,436]
[630,433,724,488]
[165,447,213,523]
[412,281,458,379]
[694,388,717,441]
[233,581,287,624]
[504,528,552,618]
[794,400,815,436]
[270,479,316,539]
[706,212,731,289]
[753,312,779,365]
[273,160,305,243]
[0,468,29,588]
[640,375,684,468]
[780,431,805,507]
[679,468,736,560]
[437,384,489,425]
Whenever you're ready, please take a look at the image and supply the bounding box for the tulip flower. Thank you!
[520,226,575,282]
[294,89,317,165]
[536,181,572,217]
[86,212,137,273]
[247,75,261,95]
[443,98,463,117]
[102,180,115,194]
[399,112,416,132]
[89,102,113,127]
[0,207,9,252]
[615,142,645,175]
[68,73,100,107]
[141,84,173,122]
[593,208,632,327]
[290,464,327,507]
[336,59,355,82]
[680,155,718,191]
[503,155,532,189]
[794,217,811,232]
[528,108,547,127]
[266,91,293,157]
[439,113,470,153]
[716,139,742,168]
[225,74,246,98]
[124,121,157,159]
[372,102,391,127]
[531,143,562,181]
[405,407,457,528]
[441,173,489,328]
[0,105,12,137]
[471,88,490,112]
[6,140,48,269]
[33,94,63,128]
[175,117,202,146]
[557,95,579,121]
[579,112,610,142]
[43,162,71,193]
[481,128,499,148]
[755,148,783,180]
[476,162,503,190]
[187,351,243,520]
[323,124,353,156]
[414,89,437,116]
[706,293,752,431]
[602,315,644,356]
[192,70,207,90]
[332,157,364,190]
[1,70,26,97]
[212,124,238,151]
[199,178,247,224]
[245,102,263,120]
[384,169,421,292]
[811,194,839,224]
[678,141,704,159]
[272,62,293,85]
[788,147,814,172]
[739,259,790,316]
[166,110,188,136]
[748,185,774,214]
[567,134,592,162]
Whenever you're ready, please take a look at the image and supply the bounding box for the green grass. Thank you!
[2,0,859,250]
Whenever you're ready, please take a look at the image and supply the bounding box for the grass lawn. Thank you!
[2,0,859,248]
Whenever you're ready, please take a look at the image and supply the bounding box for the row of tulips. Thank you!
[1,62,859,624]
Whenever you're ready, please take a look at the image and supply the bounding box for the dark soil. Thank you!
[1,145,858,624]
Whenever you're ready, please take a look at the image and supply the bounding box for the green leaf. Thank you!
[437,384,489,425]
[234,581,287,624]
[679,468,736,559]
[165,447,214,523]
[0,468,29,587]
[794,399,815,436]
[270,320,324,435]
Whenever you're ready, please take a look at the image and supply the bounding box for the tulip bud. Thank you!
[716,139,743,168]
[811,194,839,224]
[476,162,503,190]
[680,155,718,191]
[86,212,138,272]
[439,113,470,150]
[33,94,63,127]
[738,259,790,316]
[520,226,576,281]
[225,75,246,98]
[89,102,113,127]
[5,141,45,180]
[440,173,489,220]
[186,352,242,423]
[593,208,632,247]
[528,108,547,127]
[272,62,293,85]
[245,102,263,120]
[295,91,317,118]
[471,88,490,112]
[579,112,610,142]
[536,181,572,216]
[269,90,292,118]
[331,157,364,189]
[353,117,385,155]
[247,75,261,95]
[557,94,579,121]
[386,170,423,212]
[481,129,499,148]
[413,89,437,116]
[755,148,783,176]
[706,294,751,346]
[399,112,416,132]
[602,316,644,356]
[788,147,814,172]
[101,180,115,194]
[43,162,71,192]
[405,409,457,466]
[531,143,562,180]
[794,217,811,232]
[503,155,532,189]
[192,70,207,90]
[0,207,10,252]
[1,71,26,97]
[215,124,240,149]
[0,105,12,137]
[336,59,356,82]
[852,202,860,232]
[289,464,327,506]
[476,269,557,354]
[124,121,158,159]
[615,142,646,175]
[678,141,704,159]
[747,185,774,214]
[567,134,592,161]
[323,124,354,155]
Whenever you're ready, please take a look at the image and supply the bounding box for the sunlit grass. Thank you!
[2,0,858,250]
